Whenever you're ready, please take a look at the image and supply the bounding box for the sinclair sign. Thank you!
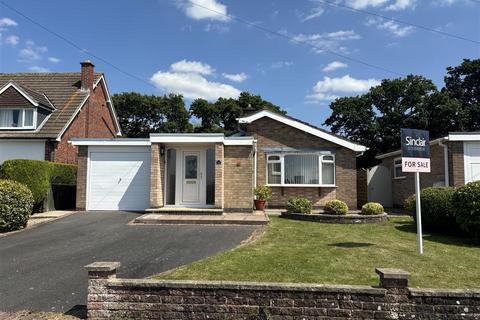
[401,128,431,173]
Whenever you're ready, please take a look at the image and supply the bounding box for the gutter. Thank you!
[438,140,449,187]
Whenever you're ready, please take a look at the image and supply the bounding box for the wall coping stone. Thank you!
[85,261,121,272]
[409,287,480,298]
[107,278,387,295]
[376,268,410,280]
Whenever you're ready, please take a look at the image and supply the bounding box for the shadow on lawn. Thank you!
[394,221,479,248]
[329,242,374,248]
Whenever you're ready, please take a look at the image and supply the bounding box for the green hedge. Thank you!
[361,202,384,215]
[452,181,480,240]
[405,187,458,235]
[0,159,77,210]
[286,197,313,214]
[324,200,349,215]
[0,179,34,232]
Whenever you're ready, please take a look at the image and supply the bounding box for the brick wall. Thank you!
[246,117,357,209]
[224,145,253,212]
[214,143,224,209]
[449,141,465,187]
[356,168,368,208]
[85,262,480,320]
[381,143,448,207]
[76,145,88,210]
[150,143,164,208]
[54,82,117,164]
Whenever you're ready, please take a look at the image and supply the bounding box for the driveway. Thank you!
[0,211,258,313]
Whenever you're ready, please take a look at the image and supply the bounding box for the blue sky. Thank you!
[0,0,479,127]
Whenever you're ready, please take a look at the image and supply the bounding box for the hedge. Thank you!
[0,179,34,232]
[286,197,312,214]
[361,202,384,215]
[0,159,77,210]
[324,200,349,215]
[452,181,480,240]
[405,187,458,235]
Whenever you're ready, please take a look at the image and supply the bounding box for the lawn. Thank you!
[155,216,480,288]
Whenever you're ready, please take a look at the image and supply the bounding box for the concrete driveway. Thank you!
[0,211,258,313]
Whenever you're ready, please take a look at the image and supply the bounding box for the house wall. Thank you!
[223,145,253,212]
[0,140,45,164]
[150,143,164,208]
[214,143,224,209]
[245,117,357,209]
[379,142,465,207]
[54,83,117,164]
[76,145,88,210]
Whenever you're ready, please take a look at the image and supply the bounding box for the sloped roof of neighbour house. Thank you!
[0,72,121,139]
[237,109,367,152]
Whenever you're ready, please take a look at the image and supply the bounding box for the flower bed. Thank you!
[280,211,388,224]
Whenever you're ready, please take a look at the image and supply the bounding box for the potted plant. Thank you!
[254,185,272,211]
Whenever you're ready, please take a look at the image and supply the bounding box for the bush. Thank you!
[452,181,480,240]
[254,185,272,200]
[405,187,458,234]
[286,197,312,214]
[0,159,77,211]
[324,200,349,215]
[361,202,384,215]
[0,179,34,232]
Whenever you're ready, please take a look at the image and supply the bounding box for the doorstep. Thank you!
[145,207,223,215]
[133,211,269,226]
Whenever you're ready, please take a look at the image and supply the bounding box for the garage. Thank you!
[87,145,151,211]
[465,142,480,183]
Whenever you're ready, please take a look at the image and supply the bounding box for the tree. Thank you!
[112,92,191,137]
[190,98,222,132]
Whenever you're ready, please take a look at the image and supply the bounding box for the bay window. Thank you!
[0,108,35,129]
[267,154,335,186]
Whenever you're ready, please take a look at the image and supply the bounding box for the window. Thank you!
[266,154,335,186]
[394,158,405,179]
[0,109,35,129]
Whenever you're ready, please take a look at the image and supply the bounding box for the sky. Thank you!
[0,0,479,128]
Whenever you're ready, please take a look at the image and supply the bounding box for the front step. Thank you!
[145,207,223,215]
[134,213,269,226]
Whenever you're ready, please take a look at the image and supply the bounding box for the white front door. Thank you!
[181,151,204,204]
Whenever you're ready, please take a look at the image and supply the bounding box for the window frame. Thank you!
[0,108,37,130]
[393,157,406,179]
[266,153,336,187]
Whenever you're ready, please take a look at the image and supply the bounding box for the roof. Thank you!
[0,81,55,110]
[237,109,367,152]
[375,132,480,160]
[0,72,119,139]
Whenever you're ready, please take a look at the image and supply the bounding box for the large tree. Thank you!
[112,92,191,137]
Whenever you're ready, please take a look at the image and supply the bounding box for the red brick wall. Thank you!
[245,117,357,209]
[224,145,253,212]
[449,141,465,187]
[54,82,117,164]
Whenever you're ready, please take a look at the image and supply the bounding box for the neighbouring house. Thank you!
[0,60,121,165]
[70,109,367,212]
[368,132,480,207]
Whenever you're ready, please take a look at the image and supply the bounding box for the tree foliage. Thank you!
[324,59,480,167]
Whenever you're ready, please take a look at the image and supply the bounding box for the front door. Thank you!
[181,151,202,204]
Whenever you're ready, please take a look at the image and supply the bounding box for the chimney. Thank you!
[80,60,95,91]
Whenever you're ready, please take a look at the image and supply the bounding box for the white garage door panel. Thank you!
[465,142,480,183]
[88,150,150,211]
[0,140,45,164]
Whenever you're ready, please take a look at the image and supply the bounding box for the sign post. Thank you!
[401,128,430,255]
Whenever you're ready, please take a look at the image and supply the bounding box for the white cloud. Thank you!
[222,72,248,82]
[291,30,361,53]
[345,0,415,10]
[270,61,293,69]
[5,35,19,46]
[150,60,241,101]
[19,41,48,62]
[48,57,61,63]
[366,17,414,37]
[386,0,416,10]
[29,66,50,73]
[204,23,230,33]
[345,0,389,9]
[175,0,230,21]
[323,61,348,72]
[0,17,18,27]
[170,59,215,75]
[299,2,325,22]
[306,74,380,103]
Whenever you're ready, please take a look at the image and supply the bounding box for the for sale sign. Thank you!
[401,128,431,173]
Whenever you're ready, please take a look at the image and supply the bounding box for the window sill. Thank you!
[267,184,337,188]
[393,176,406,180]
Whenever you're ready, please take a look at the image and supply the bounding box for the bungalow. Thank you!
[70,110,367,212]
[369,132,480,207]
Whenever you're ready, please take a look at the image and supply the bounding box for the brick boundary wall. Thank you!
[85,262,480,320]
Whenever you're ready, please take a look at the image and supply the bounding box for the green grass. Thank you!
[155,216,480,288]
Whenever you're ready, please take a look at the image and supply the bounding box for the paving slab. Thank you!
[134,212,269,225]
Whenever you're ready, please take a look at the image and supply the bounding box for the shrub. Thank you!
[452,181,480,240]
[286,197,312,214]
[0,159,77,211]
[0,179,34,232]
[324,200,349,215]
[361,202,384,215]
[254,185,272,200]
[406,187,458,234]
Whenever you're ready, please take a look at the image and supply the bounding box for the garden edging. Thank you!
[280,212,388,224]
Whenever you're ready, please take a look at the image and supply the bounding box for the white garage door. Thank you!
[465,142,480,183]
[87,147,151,211]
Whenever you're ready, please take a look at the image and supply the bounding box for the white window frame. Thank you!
[0,108,37,130]
[393,157,406,179]
[266,153,336,187]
